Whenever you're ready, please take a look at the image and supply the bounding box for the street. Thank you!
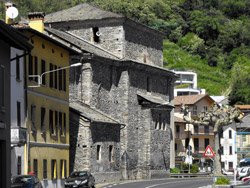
[99,178,213,188]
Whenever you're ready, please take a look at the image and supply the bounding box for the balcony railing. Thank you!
[193,127,214,135]
[11,127,27,146]
[175,132,187,139]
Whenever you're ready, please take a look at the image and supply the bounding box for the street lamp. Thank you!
[28,62,82,87]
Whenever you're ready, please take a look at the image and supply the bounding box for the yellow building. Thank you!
[174,94,215,170]
[17,12,78,187]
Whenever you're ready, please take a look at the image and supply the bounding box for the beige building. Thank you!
[174,94,215,170]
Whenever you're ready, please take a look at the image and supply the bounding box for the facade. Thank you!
[44,3,177,182]
[174,94,215,170]
[10,46,28,176]
[0,20,32,188]
[220,124,237,170]
[16,13,78,188]
[173,70,205,96]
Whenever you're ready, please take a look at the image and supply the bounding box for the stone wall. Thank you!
[124,23,163,67]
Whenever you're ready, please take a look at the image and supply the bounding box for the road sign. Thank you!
[203,145,215,157]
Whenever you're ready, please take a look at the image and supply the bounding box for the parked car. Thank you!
[222,169,235,175]
[11,175,43,188]
[64,171,95,188]
[242,176,250,182]
[232,179,250,187]
[237,167,250,180]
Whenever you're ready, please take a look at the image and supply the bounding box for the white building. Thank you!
[220,124,237,170]
[173,70,205,96]
[10,47,28,176]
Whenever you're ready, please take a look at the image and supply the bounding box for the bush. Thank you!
[190,164,199,173]
[215,177,230,185]
[170,167,180,173]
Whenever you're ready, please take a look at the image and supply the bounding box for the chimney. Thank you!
[5,2,16,24]
[28,12,45,33]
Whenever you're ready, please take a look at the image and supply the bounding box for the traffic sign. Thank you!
[203,145,215,157]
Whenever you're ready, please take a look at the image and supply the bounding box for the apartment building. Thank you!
[174,94,215,169]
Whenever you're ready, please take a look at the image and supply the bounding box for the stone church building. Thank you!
[44,3,177,183]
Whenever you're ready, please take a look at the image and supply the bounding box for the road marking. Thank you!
[145,179,207,188]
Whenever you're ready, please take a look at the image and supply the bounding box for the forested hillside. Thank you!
[1,0,250,104]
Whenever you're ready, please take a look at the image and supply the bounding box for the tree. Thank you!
[181,103,241,175]
[229,62,250,105]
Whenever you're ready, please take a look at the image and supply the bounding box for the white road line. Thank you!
[145,179,207,188]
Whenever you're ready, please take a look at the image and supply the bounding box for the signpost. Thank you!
[203,145,216,186]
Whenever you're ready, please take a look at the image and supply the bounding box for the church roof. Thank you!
[70,102,121,125]
[45,3,123,23]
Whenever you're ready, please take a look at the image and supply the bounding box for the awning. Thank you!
[70,102,121,124]
[137,91,175,109]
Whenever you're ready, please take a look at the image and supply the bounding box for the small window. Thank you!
[97,145,101,161]
[109,145,114,162]
[54,65,57,89]
[16,55,20,80]
[49,110,54,135]
[41,60,46,85]
[55,111,58,135]
[31,105,36,132]
[204,106,208,112]
[28,55,33,80]
[17,101,21,127]
[193,106,198,116]
[59,68,62,90]
[176,125,180,133]
[221,146,224,155]
[60,160,67,179]
[175,143,178,151]
[51,159,57,180]
[229,146,232,155]
[50,63,53,88]
[41,107,46,134]
[33,159,38,176]
[229,162,233,169]
[43,159,47,179]
[34,56,38,82]
[147,77,152,92]
[17,156,21,175]
[92,27,100,43]
[63,69,66,91]
[229,130,232,139]
[243,135,247,142]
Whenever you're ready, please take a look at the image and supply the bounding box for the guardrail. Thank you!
[170,173,211,178]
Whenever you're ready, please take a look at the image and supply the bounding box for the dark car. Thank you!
[11,175,43,188]
[232,179,250,187]
[64,171,95,188]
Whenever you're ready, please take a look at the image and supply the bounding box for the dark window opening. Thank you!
[93,27,100,43]
[49,63,53,88]
[33,159,38,176]
[41,107,45,133]
[34,56,38,82]
[54,65,57,89]
[29,55,33,80]
[41,60,46,85]
[16,55,20,80]
[17,101,21,127]
[17,156,21,175]
[43,159,47,179]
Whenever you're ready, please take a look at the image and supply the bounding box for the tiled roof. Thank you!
[174,116,185,123]
[174,94,214,105]
[237,113,250,129]
[70,102,121,124]
[44,3,123,23]
[236,105,250,110]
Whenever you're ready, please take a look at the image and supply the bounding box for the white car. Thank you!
[237,167,250,180]
[222,169,234,175]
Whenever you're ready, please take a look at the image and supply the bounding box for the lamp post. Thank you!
[28,62,82,87]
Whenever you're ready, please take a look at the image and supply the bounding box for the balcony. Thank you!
[11,127,27,146]
[175,132,188,139]
[192,126,214,136]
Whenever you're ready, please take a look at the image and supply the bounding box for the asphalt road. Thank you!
[99,178,213,188]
